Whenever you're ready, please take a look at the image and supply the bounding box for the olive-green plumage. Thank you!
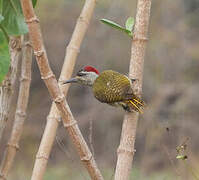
[64,66,145,113]
[92,70,145,112]
[93,70,130,102]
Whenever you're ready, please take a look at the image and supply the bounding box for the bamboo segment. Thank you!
[20,0,103,179]
[0,36,21,142]
[114,0,152,180]
[31,0,97,179]
[0,34,32,180]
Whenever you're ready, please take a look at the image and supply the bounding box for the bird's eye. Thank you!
[77,71,86,76]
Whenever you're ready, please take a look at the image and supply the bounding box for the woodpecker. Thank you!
[64,66,145,113]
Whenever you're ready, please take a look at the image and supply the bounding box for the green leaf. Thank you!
[0,0,28,35]
[0,24,9,42]
[100,19,128,33]
[0,14,4,22]
[32,0,37,8]
[0,14,9,42]
[0,29,10,84]
[125,17,134,32]
[176,155,188,160]
[100,18,132,37]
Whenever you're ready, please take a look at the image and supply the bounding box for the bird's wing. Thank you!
[92,70,132,103]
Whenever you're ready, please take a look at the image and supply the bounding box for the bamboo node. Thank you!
[54,95,65,103]
[58,78,66,84]
[10,37,21,50]
[41,73,55,80]
[79,16,89,26]
[34,50,44,57]
[0,173,6,180]
[7,142,19,150]
[25,16,39,23]
[67,45,80,53]
[0,112,8,119]
[47,115,61,123]
[16,110,26,117]
[117,147,136,156]
[133,37,148,42]
[24,41,32,47]
[20,75,31,82]
[80,154,92,162]
[63,120,77,128]
[36,152,48,160]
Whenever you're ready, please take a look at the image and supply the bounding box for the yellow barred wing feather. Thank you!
[92,70,131,103]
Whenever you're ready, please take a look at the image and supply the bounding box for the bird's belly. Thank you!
[93,89,121,103]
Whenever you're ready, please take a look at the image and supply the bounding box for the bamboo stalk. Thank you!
[20,0,103,179]
[0,36,21,142]
[114,0,152,179]
[31,0,97,179]
[0,34,32,180]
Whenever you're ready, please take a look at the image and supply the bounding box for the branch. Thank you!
[0,36,21,142]
[20,0,103,179]
[31,0,97,179]
[0,34,32,180]
[114,0,152,180]
[31,0,97,178]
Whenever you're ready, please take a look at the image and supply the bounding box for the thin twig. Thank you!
[0,34,32,180]
[114,0,152,179]
[184,161,199,180]
[161,144,181,177]
[89,118,95,157]
[0,36,21,142]
[56,135,87,180]
[20,0,103,179]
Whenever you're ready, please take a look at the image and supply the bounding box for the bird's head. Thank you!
[63,66,100,86]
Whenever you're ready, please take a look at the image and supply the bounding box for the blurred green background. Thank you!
[1,0,199,179]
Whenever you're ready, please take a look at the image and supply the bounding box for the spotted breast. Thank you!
[92,70,131,103]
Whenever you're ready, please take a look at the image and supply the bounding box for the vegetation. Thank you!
[0,0,199,180]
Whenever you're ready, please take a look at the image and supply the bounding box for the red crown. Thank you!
[84,66,100,75]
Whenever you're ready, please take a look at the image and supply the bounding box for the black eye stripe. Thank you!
[77,71,86,76]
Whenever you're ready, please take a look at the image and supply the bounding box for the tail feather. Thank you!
[126,96,146,113]
[129,100,143,113]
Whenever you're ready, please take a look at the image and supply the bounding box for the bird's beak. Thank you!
[63,77,78,84]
